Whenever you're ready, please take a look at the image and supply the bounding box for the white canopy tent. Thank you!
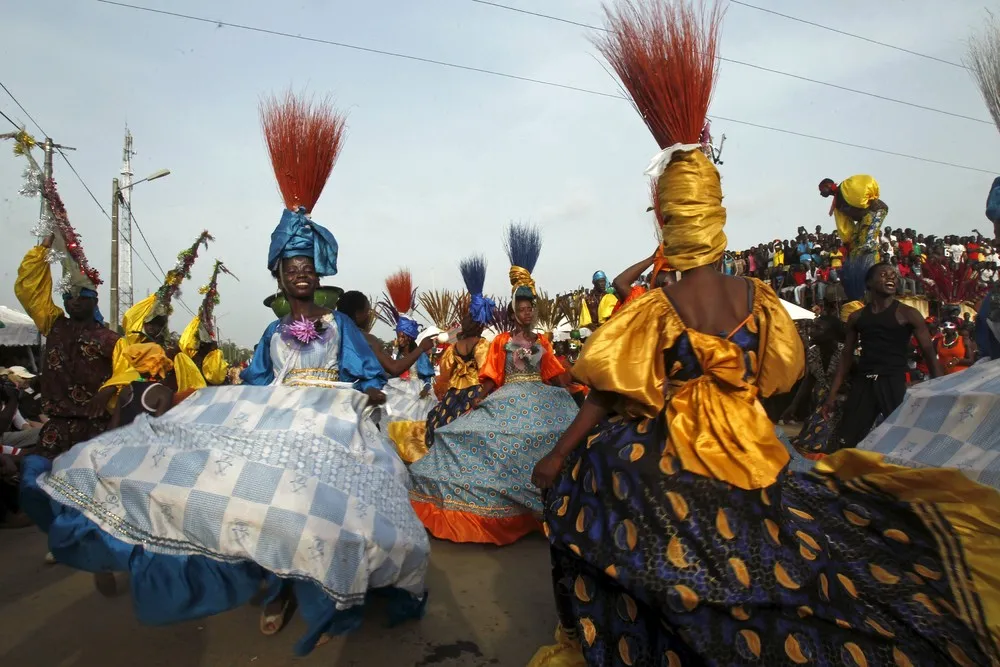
[780,299,816,321]
[0,306,41,347]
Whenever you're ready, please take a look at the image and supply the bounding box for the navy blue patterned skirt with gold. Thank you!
[425,384,486,447]
[541,410,999,666]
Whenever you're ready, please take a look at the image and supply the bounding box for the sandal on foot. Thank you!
[259,599,291,636]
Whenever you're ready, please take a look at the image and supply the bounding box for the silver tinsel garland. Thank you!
[45,248,66,264]
[18,164,43,198]
[54,274,73,297]
[30,211,56,239]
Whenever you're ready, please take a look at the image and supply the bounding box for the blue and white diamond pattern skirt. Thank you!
[21,384,430,655]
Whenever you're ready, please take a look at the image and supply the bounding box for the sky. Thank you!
[1,0,998,347]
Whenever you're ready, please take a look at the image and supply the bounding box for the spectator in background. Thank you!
[792,263,810,305]
[967,235,983,263]
[0,373,40,451]
[912,234,926,262]
[897,231,914,260]
[815,259,832,304]
[829,241,844,271]
[947,236,966,264]
[898,256,916,295]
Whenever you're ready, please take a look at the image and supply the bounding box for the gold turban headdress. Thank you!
[654,149,727,272]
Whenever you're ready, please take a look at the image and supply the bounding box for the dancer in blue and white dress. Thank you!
[20,92,429,656]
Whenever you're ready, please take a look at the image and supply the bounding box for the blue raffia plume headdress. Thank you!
[260,90,347,279]
[504,222,542,300]
[459,255,496,325]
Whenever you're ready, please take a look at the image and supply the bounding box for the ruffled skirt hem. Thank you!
[21,455,427,656]
[410,499,542,545]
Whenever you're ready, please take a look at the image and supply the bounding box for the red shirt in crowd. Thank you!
[898,264,912,278]
[968,242,981,262]
[898,238,913,258]
[792,270,806,286]
[817,267,831,281]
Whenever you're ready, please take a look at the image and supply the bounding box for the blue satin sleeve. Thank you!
[976,293,1000,361]
[334,311,387,391]
[416,352,435,385]
[240,320,280,386]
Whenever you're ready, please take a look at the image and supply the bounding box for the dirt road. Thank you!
[0,528,557,666]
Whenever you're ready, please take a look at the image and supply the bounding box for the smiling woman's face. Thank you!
[280,256,319,300]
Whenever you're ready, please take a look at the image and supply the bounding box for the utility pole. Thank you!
[110,177,120,332]
[119,130,135,314]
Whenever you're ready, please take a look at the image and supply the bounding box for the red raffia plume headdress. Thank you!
[375,269,421,338]
[921,260,989,308]
[597,0,726,272]
[596,0,722,150]
[260,91,347,214]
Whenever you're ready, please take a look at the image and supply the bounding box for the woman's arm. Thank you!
[365,334,434,377]
[612,254,656,302]
[532,390,616,489]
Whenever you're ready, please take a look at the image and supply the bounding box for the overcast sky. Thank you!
[2,0,997,346]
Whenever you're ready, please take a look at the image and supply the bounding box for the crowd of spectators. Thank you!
[722,224,1000,314]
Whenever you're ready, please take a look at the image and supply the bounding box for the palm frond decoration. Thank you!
[922,260,988,306]
[490,297,516,333]
[535,291,560,333]
[419,289,455,329]
[364,293,378,332]
[556,290,583,329]
[452,292,471,325]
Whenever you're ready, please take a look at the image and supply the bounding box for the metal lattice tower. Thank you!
[119,129,135,313]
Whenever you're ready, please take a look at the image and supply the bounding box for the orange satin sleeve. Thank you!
[751,279,806,396]
[479,332,511,387]
[571,289,679,418]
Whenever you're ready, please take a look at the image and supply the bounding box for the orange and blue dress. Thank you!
[409,332,578,545]
[534,281,1000,666]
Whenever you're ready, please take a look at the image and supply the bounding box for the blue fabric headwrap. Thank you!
[593,270,607,282]
[267,207,339,277]
[63,288,103,323]
[468,293,496,325]
[396,316,420,340]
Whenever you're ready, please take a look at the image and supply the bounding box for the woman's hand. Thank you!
[531,452,566,490]
[364,389,386,406]
[819,397,835,420]
[419,385,430,399]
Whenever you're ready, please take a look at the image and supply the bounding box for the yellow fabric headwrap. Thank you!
[125,342,173,380]
[509,266,536,297]
[179,316,200,358]
[840,300,864,322]
[656,149,727,271]
[121,294,157,345]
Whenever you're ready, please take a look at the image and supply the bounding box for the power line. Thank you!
[728,0,969,71]
[0,82,196,316]
[95,0,999,175]
[467,0,990,126]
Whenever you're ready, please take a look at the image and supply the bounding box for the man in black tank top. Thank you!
[823,262,941,448]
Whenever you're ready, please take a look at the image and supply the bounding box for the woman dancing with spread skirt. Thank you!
[386,256,496,464]
[377,270,438,426]
[528,3,1000,665]
[408,224,579,545]
[20,91,429,656]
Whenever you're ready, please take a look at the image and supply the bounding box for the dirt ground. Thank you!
[0,528,557,667]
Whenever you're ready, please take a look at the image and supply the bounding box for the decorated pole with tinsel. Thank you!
[198,260,237,341]
[6,129,103,295]
[150,230,214,320]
